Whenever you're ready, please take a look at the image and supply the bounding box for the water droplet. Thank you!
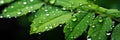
[59,24,62,27]
[72,17,77,21]
[17,11,22,14]
[79,3,82,6]
[92,25,95,28]
[26,7,29,9]
[6,15,10,17]
[30,0,34,2]
[87,38,91,40]
[4,9,7,12]
[50,0,55,4]
[45,27,48,29]
[23,2,27,5]
[49,26,53,29]
[78,11,81,13]
[30,6,33,9]
[0,15,3,18]
[56,9,59,11]
[46,14,50,16]
[0,0,4,4]
[45,9,48,12]
[106,33,111,36]
[38,32,41,35]
[88,5,91,7]
[99,20,103,22]
[62,7,66,10]
[11,6,14,8]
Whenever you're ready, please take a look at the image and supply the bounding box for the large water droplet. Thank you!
[72,17,77,21]
[87,38,91,40]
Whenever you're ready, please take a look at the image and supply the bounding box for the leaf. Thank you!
[105,9,120,17]
[64,12,95,40]
[111,24,120,40]
[30,6,72,34]
[2,0,44,18]
[88,16,113,40]
[0,0,13,5]
[51,0,88,9]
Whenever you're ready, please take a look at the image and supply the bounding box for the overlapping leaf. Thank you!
[64,12,95,40]
[111,24,120,40]
[30,6,72,34]
[88,15,113,40]
[1,0,44,18]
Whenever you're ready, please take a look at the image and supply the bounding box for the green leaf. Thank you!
[2,0,44,18]
[0,0,13,5]
[52,0,88,9]
[30,6,72,34]
[111,24,120,40]
[64,12,95,40]
[106,9,120,17]
[88,16,113,40]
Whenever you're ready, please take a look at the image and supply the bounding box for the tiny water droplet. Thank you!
[45,27,48,29]
[92,25,95,28]
[11,6,14,8]
[45,9,48,12]
[0,15,3,18]
[17,11,22,14]
[99,20,103,22]
[62,7,66,10]
[23,2,27,5]
[79,3,82,6]
[30,0,34,2]
[106,33,111,36]
[46,14,50,16]
[87,38,91,40]
[38,32,41,35]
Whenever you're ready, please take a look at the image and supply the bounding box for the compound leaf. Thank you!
[64,12,95,40]
[30,6,72,34]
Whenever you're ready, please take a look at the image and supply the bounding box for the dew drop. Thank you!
[17,11,22,15]
[45,27,48,29]
[106,33,111,36]
[99,20,103,22]
[46,14,50,16]
[23,2,27,5]
[50,0,55,4]
[92,25,95,28]
[11,6,14,8]
[62,7,66,10]
[79,3,82,6]
[72,17,77,21]
[0,0,4,4]
[49,26,53,29]
[87,38,91,40]
[0,15,3,18]
[6,15,10,17]
[38,32,41,35]
[45,9,48,12]
[30,6,33,9]
[59,25,62,27]
[30,0,34,2]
